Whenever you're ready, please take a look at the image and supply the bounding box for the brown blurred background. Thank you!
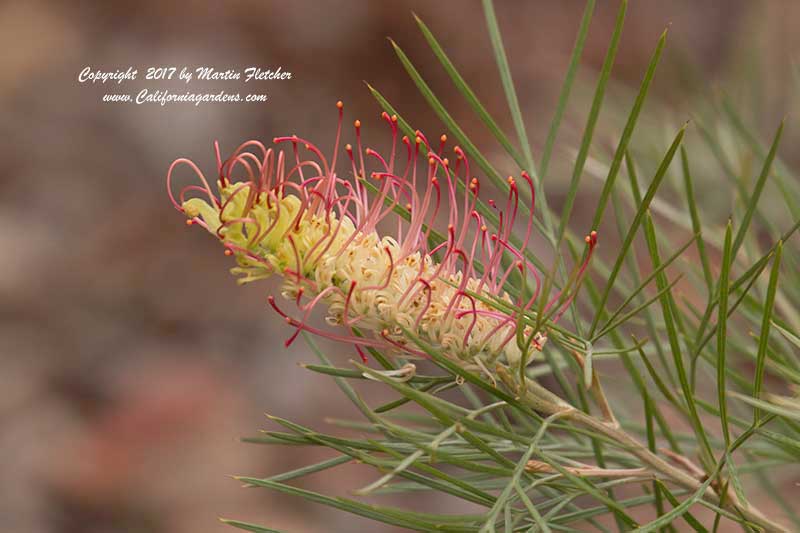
[1,1,798,532]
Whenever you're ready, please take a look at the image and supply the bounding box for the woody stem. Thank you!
[495,366,788,533]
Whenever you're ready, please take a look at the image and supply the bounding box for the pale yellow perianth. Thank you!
[183,180,543,369]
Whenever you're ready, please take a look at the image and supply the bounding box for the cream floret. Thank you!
[183,180,540,367]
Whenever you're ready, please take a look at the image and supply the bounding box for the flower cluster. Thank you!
[167,102,597,371]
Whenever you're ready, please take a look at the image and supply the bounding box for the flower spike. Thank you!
[168,105,598,370]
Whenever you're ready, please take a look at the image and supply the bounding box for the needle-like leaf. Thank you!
[753,241,783,424]
[717,220,733,446]
[481,0,536,176]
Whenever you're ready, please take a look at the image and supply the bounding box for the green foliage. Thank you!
[226,1,799,531]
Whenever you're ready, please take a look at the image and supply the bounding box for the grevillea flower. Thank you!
[167,102,597,373]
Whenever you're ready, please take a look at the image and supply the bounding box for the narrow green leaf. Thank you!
[481,0,536,175]
[354,362,518,469]
[730,393,800,422]
[356,425,457,495]
[731,120,785,257]
[220,519,286,533]
[364,82,415,140]
[643,211,715,465]
[236,477,481,532]
[613,336,682,453]
[480,426,542,532]
[633,338,683,413]
[691,244,784,367]
[386,40,504,190]
[589,125,687,336]
[723,451,749,517]
[643,391,668,526]
[754,241,783,424]
[717,221,733,446]
[412,13,526,170]
[594,273,683,342]
[690,218,800,378]
[399,326,543,423]
[539,0,596,183]
[302,333,375,420]
[613,162,677,388]
[264,415,505,505]
[773,320,800,350]
[372,440,498,506]
[594,231,695,336]
[267,455,352,483]
[721,97,800,220]
[514,481,552,533]
[634,472,718,532]
[554,0,627,245]
[680,146,714,292]
[537,0,628,332]
[753,427,800,458]
[654,482,709,533]
[301,364,367,380]
[374,380,444,413]
[549,490,689,527]
[589,26,668,233]
[536,449,639,529]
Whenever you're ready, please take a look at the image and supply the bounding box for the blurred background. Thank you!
[1,1,798,531]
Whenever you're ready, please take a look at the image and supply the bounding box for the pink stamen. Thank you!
[286,235,303,284]
[167,157,219,211]
[355,345,369,364]
[550,231,598,323]
[331,101,344,174]
[380,329,428,358]
[273,135,330,181]
[268,296,388,349]
[457,291,478,349]
[412,278,433,330]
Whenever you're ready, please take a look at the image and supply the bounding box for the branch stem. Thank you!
[496,366,789,532]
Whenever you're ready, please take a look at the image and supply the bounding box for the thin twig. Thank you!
[525,460,653,480]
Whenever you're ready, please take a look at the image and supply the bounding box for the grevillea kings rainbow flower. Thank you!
[167,102,597,373]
